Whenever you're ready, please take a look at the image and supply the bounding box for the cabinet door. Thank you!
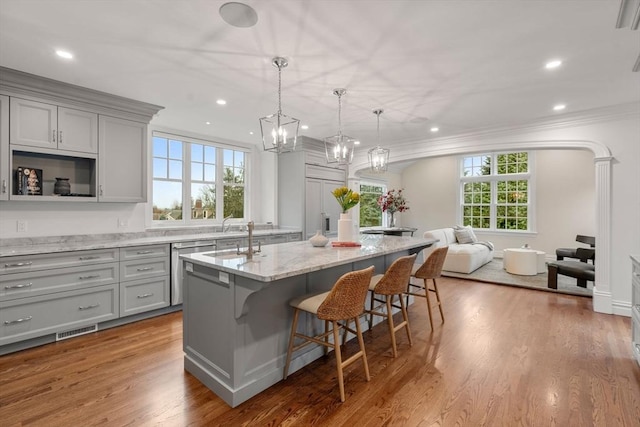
[322,180,344,237]
[0,95,8,200]
[305,178,323,238]
[58,107,98,154]
[9,98,57,149]
[98,115,147,202]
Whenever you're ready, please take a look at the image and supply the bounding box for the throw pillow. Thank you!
[454,225,478,244]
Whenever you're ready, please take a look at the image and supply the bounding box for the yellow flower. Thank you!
[332,186,360,213]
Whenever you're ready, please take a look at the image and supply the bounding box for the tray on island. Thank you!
[331,242,362,247]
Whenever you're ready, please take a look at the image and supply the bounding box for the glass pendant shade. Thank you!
[260,57,299,154]
[325,88,356,164]
[369,109,390,173]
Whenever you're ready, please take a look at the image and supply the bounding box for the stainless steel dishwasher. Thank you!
[171,240,216,305]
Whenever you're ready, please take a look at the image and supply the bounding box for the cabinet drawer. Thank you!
[267,234,288,245]
[305,164,345,182]
[120,257,169,281]
[0,284,119,345]
[0,248,119,275]
[0,262,119,301]
[120,244,170,261]
[216,238,246,250]
[120,276,169,317]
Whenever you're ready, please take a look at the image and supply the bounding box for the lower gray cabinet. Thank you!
[0,284,119,345]
[120,276,170,317]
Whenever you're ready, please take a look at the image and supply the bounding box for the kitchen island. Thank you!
[180,234,436,407]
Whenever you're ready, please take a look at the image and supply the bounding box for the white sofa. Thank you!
[422,227,494,274]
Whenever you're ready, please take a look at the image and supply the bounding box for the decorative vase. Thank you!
[337,212,353,242]
[54,177,71,195]
[388,211,396,228]
[309,230,329,247]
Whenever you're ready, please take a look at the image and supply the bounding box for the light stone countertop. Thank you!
[0,229,301,258]
[182,234,437,282]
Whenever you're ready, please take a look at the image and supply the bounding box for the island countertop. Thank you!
[181,234,437,282]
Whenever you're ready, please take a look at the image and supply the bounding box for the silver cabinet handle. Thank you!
[52,129,56,142]
[1,179,6,194]
[136,267,153,272]
[4,261,33,267]
[136,250,153,254]
[137,293,154,299]
[79,256,100,261]
[99,185,103,196]
[59,130,63,143]
[634,273,640,278]
[78,303,100,311]
[79,275,100,280]
[4,316,33,325]
[4,282,33,289]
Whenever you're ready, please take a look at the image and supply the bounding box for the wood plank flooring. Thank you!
[1,278,639,426]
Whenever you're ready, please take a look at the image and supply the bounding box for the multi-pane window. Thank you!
[151,132,247,224]
[460,152,531,231]
[359,183,386,227]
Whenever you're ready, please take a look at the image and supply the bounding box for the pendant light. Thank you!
[259,57,300,153]
[368,109,390,173]
[324,88,356,164]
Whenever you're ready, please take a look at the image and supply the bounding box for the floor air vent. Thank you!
[56,324,98,341]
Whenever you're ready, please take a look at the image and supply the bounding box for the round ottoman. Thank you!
[503,248,546,276]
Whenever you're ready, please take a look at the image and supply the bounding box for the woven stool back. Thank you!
[317,266,375,321]
[414,246,449,279]
[373,254,417,295]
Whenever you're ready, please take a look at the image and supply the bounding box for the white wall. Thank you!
[401,149,596,257]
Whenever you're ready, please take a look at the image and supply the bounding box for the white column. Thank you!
[593,156,612,314]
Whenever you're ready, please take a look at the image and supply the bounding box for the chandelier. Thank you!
[368,109,390,173]
[259,57,299,153]
[324,88,356,164]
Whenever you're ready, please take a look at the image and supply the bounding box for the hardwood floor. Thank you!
[1,278,638,426]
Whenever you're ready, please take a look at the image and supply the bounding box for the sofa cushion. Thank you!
[421,227,494,274]
[454,226,477,244]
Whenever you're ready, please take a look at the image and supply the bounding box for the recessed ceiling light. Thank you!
[205,121,211,125]
[219,2,258,28]
[553,104,566,111]
[55,50,73,59]
[301,125,309,130]
[354,140,360,145]
[249,131,254,135]
[216,99,227,105]
[430,127,439,132]
[545,60,562,69]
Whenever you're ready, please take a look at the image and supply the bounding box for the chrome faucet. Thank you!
[221,214,233,232]
[236,221,261,260]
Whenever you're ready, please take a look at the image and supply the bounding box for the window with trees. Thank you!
[152,132,247,224]
[460,152,531,231]
[359,182,386,227]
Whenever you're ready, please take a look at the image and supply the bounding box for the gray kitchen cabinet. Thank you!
[0,95,8,200]
[278,138,346,240]
[98,115,147,203]
[118,244,170,317]
[632,255,640,366]
[9,97,98,154]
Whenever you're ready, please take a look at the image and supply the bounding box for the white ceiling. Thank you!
[1,0,639,150]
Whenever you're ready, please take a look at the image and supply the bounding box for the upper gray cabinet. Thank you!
[10,97,98,154]
[0,67,163,203]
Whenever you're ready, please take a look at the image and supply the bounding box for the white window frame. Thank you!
[149,130,250,227]
[359,180,388,227]
[457,151,536,233]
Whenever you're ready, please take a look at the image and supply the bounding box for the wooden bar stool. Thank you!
[367,254,417,358]
[407,246,449,330]
[283,266,374,402]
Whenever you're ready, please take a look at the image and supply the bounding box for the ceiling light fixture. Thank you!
[324,88,356,164]
[545,60,562,69]
[368,109,390,173]
[219,2,258,28]
[259,57,299,154]
[216,99,227,105]
[55,50,73,59]
[430,127,439,132]
[301,125,309,130]
[553,104,566,111]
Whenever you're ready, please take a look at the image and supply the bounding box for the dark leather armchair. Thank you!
[556,235,595,262]
[548,247,596,289]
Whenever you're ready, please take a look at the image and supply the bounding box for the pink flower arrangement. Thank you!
[377,189,409,214]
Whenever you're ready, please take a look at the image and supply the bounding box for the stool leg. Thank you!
[332,320,345,402]
[354,316,370,381]
[433,278,444,323]
[386,296,398,358]
[398,293,413,347]
[424,279,435,330]
[324,320,330,355]
[283,308,300,380]
[368,291,374,329]
[548,265,558,289]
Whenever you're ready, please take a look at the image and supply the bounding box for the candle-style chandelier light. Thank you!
[368,109,390,173]
[324,88,356,164]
